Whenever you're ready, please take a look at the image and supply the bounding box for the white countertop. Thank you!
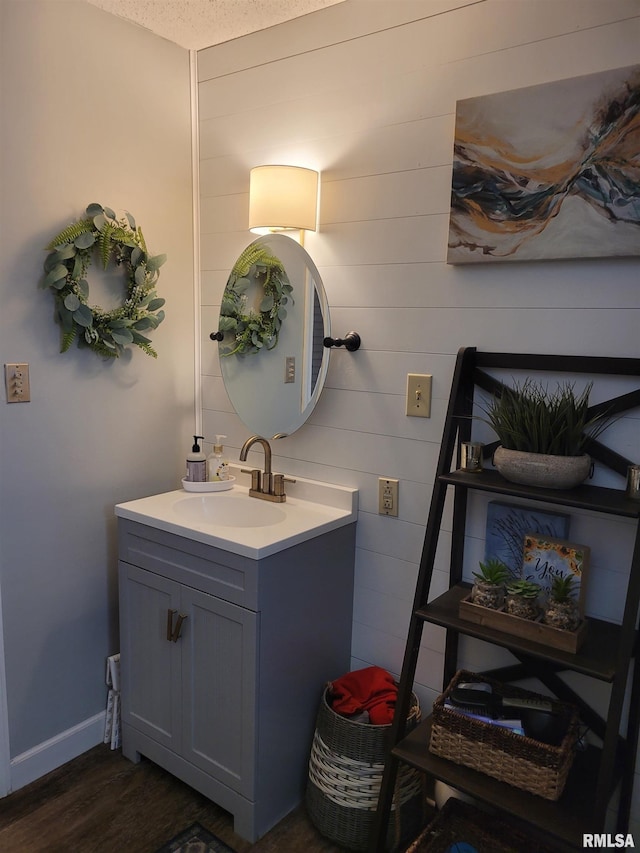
[115,468,358,559]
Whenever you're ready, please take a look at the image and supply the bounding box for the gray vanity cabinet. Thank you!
[120,563,257,797]
[117,517,355,842]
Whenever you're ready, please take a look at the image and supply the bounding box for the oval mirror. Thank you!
[216,234,330,437]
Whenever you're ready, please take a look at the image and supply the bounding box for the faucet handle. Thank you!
[241,468,262,492]
[273,473,296,497]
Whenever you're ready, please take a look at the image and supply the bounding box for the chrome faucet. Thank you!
[239,435,295,502]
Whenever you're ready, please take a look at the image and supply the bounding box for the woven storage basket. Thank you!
[306,687,425,851]
[406,798,560,853]
[429,670,579,801]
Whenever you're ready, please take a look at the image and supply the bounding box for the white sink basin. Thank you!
[115,470,358,559]
[173,492,287,528]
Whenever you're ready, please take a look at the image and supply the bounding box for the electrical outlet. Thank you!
[406,373,432,417]
[4,363,30,403]
[378,477,399,517]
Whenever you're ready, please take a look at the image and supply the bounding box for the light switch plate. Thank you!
[406,373,431,417]
[285,356,295,383]
[5,363,30,403]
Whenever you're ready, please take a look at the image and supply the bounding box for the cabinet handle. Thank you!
[172,613,188,642]
[166,608,177,641]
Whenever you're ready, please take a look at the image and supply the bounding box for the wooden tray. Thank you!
[458,594,587,653]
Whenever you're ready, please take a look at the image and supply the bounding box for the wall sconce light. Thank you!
[323,332,361,352]
[249,165,319,240]
[248,164,362,353]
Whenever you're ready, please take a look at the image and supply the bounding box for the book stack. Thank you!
[104,653,121,750]
[443,699,525,735]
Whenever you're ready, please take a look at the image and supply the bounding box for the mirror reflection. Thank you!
[217,234,330,437]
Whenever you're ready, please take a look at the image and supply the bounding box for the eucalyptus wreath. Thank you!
[218,241,293,356]
[42,203,166,358]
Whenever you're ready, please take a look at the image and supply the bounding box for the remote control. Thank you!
[503,695,553,712]
[449,686,553,717]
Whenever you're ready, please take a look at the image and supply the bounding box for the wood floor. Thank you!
[0,744,345,852]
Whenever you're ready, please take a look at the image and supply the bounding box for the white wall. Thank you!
[197,0,640,832]
[0,0,194,787]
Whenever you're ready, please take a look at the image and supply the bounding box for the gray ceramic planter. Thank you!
[493,447,591,490]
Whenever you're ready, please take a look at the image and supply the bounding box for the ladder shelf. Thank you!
[369,348,640,853]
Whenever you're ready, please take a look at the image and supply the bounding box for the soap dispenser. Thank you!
[186,435,207,482]
[207,435,229,481]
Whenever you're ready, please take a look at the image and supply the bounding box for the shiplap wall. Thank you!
[198,0,640,830]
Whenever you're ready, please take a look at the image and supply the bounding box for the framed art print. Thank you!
[522,534,589,614]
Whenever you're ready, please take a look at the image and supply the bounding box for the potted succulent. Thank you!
[471,558,509,610]
[505,579,542,620]
[543,574,581,632]
[482,379,612,489]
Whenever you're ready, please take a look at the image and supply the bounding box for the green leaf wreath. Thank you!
[218,241,293,356]
[42,203,166,358]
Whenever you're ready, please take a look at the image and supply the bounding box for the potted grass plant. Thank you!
[483,379,612,489]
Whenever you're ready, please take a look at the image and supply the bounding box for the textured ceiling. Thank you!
[84,0,345,50]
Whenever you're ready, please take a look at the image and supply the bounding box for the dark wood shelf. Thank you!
[440,469,640,518]
[418,584,622,681]
[394,717,615,852]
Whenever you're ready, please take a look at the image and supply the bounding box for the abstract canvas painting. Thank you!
[447,64,640,263]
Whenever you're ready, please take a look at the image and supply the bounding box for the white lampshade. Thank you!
[249,165,319,234]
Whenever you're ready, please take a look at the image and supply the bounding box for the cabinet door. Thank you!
[180,586,257,798]
[119,562,183,751]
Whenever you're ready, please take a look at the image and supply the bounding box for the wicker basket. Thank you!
[406,798,560,853]
[306,687,425,851]
[429,670,579,801]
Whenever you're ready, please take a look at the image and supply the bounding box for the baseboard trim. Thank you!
[9,711,106,793]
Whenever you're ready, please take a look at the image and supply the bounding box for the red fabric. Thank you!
[330,666,398,724]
